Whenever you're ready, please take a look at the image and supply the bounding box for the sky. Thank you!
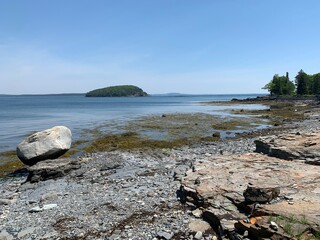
[1,1,320,95]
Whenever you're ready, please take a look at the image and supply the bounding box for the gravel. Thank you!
[1,109,319,240]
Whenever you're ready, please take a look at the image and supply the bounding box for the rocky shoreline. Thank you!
[1,102,320,240]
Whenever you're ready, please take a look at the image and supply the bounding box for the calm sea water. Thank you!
[0,94,266,153]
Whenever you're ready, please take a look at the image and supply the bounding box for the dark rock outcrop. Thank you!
[27,158,80,183]
[243,186,280,203]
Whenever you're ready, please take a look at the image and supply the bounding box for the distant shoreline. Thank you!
[0,93,267,97]
[0,93,85,96]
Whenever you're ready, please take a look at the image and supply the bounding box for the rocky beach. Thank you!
[1,99,320,240]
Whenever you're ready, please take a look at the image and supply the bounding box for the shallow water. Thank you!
[0,94,267,153]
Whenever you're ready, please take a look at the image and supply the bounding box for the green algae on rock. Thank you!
[0,151,24,178]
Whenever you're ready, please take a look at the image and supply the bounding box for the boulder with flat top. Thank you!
[16,126,72,165]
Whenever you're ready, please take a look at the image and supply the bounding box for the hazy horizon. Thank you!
[0,91,267,96]
[1,1,320,95]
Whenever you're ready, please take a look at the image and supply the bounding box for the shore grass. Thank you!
[268,214,320,239]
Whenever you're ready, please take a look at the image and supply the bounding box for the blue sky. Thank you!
[1,1,320,94]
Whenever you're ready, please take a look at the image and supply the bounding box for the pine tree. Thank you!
[312,73,320,95]
[295,70,309,95]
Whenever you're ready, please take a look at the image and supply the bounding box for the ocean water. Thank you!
[0,94,266,153]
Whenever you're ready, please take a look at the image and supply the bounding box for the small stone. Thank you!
[188,219,211,233]
[0,230,14,240]
[288,201,294,205]
[191,209,202,218]
[113,230,121,235]
[243,218,250,223]
[17,227,35,238]
[0,199,11,205]
[147,192,155,197]
[29,206,43,213]
[220,219,237,231]
[194,177,201,185]
[29,204,58,213]
[270,221,278,231]
[157,230,174,240]
[42,203,58,210]
[38,231,58,239]
[194,231,203,240]
[108,233,121,240]
[40,191,58,202]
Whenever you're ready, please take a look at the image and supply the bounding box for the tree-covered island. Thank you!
[85,85,148,97]
[263,70,320,96]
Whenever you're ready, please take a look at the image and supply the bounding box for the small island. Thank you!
[85,85,148,97]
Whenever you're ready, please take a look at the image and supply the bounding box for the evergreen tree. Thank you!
[282,72,295,95]
[312,73,320,95]
[295,70,309,95]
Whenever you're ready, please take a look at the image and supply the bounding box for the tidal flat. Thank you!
[0,99,312,177]
[70,99,314,154]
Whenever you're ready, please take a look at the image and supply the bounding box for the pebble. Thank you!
[157,230,174,240]
[0,230,14,240]
[194,231,203,239]
[191,209,202,218]
[0,199,11,205]
[29,204,58,213]
[270,221,279,231]
[17,227,36,238]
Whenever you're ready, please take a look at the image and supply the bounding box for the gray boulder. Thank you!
[16,126,72,165]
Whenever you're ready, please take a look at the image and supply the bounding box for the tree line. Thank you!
[86,85,148,97]
[263,70,320,96]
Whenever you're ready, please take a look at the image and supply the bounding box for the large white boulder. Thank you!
[16,126,72,165]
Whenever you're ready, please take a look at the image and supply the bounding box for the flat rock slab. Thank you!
[255,132,320,164]
[181,153,320,225]
[27,158,81,182]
